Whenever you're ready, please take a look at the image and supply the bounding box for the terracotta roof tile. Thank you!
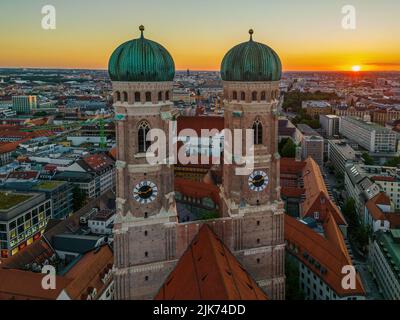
[155,225,268,300]
[0,268,70,300]
[285,214,365,297]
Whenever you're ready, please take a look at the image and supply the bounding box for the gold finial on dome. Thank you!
[249,29,254,40]
[139,25,145,38]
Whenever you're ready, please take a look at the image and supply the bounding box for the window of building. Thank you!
[233,91,238,100]
[134,92,141,102]
[145,92,152,102]
[138,121,151,153]
[122,92,128,102]
[253,120,263,145]
[240,92,246,101]
[252,91,258,102]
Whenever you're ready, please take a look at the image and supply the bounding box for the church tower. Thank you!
[110,26,178,300]
[220,30,286,299]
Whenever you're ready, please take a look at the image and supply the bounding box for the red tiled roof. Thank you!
[7,171,39,180]
[0,268,70,300]
[177,116,224,135]
[175,178,221,209]
[371,176,397,183]
[365,193,391,221]
[63,245,113,300]
[82,154,114,172]
[155,225,268,300]
[281,158,346,226]
[285,214,365,297]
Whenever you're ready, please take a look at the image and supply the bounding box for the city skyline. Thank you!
[1,0,400,72]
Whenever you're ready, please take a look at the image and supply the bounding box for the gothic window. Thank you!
[253,119,263,145]
[261,91,266,101]
[145,92,152,102]
[138,121,151,153]
[252,91,258,102]
[134,92,141,102]
[115,91,121,102]
[158,91,163,101]
[240,92,246,101]
[122,92,128,102]
[232,91,238,101]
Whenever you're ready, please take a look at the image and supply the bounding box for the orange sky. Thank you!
[1,0,400,72]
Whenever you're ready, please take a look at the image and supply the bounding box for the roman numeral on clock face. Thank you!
[133,181,158,204]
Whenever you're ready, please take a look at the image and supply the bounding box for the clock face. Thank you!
[133,181,158,204]
[248,171,269,192]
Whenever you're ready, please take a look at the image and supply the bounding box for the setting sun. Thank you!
[352,65,361,72]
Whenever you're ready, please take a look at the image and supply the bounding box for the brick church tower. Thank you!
[219,29,285,298]
[111,27,285,300]
[110,26,179,300]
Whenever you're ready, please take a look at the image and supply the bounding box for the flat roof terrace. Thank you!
[0,191,46,222]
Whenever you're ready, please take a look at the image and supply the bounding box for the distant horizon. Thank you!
[1,66,400,74]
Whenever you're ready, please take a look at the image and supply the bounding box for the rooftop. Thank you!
[376,231,400,281]
[0,191,33,211]
[155,225,268,300]
[343,116,395,134]
[33,180,65,191]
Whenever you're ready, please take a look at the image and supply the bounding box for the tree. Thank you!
[362,153,374,165]
[285,256,305,300]
[281,139,296,158]
[342,198,369,253]
[72,186,87,212]
[384,157,400,167]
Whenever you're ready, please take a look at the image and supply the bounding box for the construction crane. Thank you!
[98,113,107,149]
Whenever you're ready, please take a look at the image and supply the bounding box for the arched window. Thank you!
[240,92,246,101]
[252,119,263,145]
[158,91,163,102]
[115,91,121,102]
[233,91,238,101]
[134,92,141,103]
[138,121,151,153]
[145,92,152,102]
[122,92,128,102]
[165,91,170,101]
[252,91,258,102]
[261,91,266,101]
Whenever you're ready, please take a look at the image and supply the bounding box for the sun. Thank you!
[352,65,361,72]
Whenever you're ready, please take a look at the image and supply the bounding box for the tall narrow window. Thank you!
[138,121,151,153]
[240,92,246,101]
[253,120,263,145]
[233,91,238,101]
[145,92,152,102]
[158,91,163,102]
[122,92,128,102]
[134,92,141,102]
[252,91,258,102]
[115,91,121,102]
[261,91,266,101]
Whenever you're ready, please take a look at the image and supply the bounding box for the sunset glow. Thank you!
[1,0,400,71]
[352,65,361,72]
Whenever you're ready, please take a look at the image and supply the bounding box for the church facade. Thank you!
[111,26,285,300]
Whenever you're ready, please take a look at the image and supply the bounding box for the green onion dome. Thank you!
[108,26,175,82]
[221,29,282,82]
